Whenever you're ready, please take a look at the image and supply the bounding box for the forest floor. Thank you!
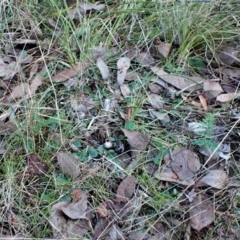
[1,0,240,239]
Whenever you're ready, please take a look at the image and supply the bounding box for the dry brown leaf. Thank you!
[149,82,163,94]
[56,152,81,180]
[218,47,239,65]
[120,84,131,97]
[147,93,164,109]
[7,73,44,101]
[154,167,178,182]
[198,92,208,111]
[156,42,172,58]
[52,61,90,83]
[168,148,201,175]
[26,74,43,98]
[116,176,136,203]
[49,202,90,238]
[97,58,109,80]
[125,71,138,81]
[61,189,88,219]
[222,68,240,79]
[196,170,229,189]
[117,57,130,85]
[216,93,240,102]
[189,194,214,231]
[8,83,30,101]
[137,52,155,67]
[121,128,149,151]
[49,202,68,238]
[203,81,223,98]
[151,66,203,91]
[26,153,49,175]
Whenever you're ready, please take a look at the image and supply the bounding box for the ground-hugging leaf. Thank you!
[216,93,240,102]
[151,66,204,91]
[203,81,223,98]
[147,93,164,109]
[7,73,44,101]
[7,83,30,101]
[196,170,229,189]
[61,189,88,219]
[52,61,90,82]
[169,148,201,181]
[189,194,214,231]
[121,128,149,151]
[120,84,131,96]
[116,176,136,203]
[156,42,172,58]
[218,47,239,65]
[97,58,110,80]
[117,57,130,85]
[137,52,155,66]
[56,152,81,180]
[49,190,91,239]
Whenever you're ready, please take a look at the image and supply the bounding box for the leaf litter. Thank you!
[1,2,240,239]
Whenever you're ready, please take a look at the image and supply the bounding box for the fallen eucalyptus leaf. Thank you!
[117,57,130,85]
[52,61,90,82]
[97,58,110,80]
[151,66,203,91]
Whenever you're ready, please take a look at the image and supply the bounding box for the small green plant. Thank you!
[192,114,218,149]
